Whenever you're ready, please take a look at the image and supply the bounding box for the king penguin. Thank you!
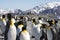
[20,26,30,40]
[47,19,58,40]
[0,15,6,35]
[7,18,17,40]
[4,13,17,40]
[46,25,53,40]
[32,19,42,40]
[16,21,24,40]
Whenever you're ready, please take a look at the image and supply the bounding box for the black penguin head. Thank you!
[47,20,53,26]
[7,13,12,20]
[20,16,23,19]
[18,21,24,25]
[32,19,36,23]
[2,15,5,18]
[41,24,46,28]
[22,27,26,31]
[55,20,58,24]
[38,17,41,20]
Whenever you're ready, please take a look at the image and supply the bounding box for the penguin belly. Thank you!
[8,26,17,40]
[26,21,33,37]
[32,24,42,40]
[20,31,30,40]
[47,29,53,40]
[0,20,6,34]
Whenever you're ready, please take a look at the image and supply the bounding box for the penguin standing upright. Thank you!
[40,24,48,40]
[2,15,6,26]
[7,18,17,40]
[32,19,42,40]
[20,26,30,40]
[4,13,17,40]
[47,19,58,40]
[46,25,53,40]
[16,21,24,40]
[0,15,6,35]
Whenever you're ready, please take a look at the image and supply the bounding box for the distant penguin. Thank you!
[48,19,58,40]
[20,26,30,40]
[0,15,6,35]
[16,21,24,40]
[32,19,42,40]
[40,24,48,40]
[4,13,16,40]
[2,15,6,26]
[52,19,58,40]
[7,18,17,40]
[38,17,43,24]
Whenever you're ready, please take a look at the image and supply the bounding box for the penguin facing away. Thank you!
[20,26,30,40]
[7,18,17,40]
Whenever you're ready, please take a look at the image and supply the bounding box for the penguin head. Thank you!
[32,19,36,24]
[10,18,15,25]
[22,27,27,32]
[2,15,5,19]
[18,21,24,28]
[55,20,58,24]
[41,24,46,28]
[2,15,5,21]
[47,20,54,26]
[51,19,55,25]
[7,13,12,21]
[38,17,41,20]
[20,16,23,19]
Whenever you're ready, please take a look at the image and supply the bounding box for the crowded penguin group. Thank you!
[0,13,60,40]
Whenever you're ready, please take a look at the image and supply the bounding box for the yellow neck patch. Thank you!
[22,30,27,33]
[47,26,50,30]
[2,18,5,21]
[52,21,55,25]
[33,22,35,25]
[10,21,14,26]
[18,24,24,28]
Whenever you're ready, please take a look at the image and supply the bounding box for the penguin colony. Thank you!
[0,13,60,40]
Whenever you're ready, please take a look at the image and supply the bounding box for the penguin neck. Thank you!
[33,22,35,24]
[2,18,5,21]
[18,24,24,28]
[47,26,51,30]
[10,22,14,26]
[22,30,27,33]
[32,22,35,26]
[39,20,43,24]
[52,21,55,25]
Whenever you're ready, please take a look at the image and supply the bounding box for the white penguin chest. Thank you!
[8,25,17,40]
[20,32,30,40]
